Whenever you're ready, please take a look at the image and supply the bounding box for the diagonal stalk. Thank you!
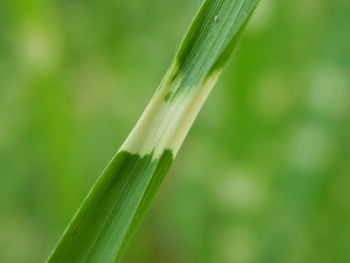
[47,0,259,262]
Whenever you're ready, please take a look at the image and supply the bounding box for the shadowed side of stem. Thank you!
[48,150,173,262]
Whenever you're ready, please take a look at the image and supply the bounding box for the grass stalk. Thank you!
[47,0,258,262]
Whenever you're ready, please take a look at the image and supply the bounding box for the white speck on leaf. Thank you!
[214,15,219,22]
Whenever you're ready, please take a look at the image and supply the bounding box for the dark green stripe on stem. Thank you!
[171,0,258,95]
[48,150,173,263]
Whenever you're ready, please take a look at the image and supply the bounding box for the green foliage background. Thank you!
[0,0,349,262]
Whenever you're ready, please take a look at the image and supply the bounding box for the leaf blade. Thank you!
[47,0,258,262]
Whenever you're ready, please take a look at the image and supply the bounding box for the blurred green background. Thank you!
[1,0,350,262]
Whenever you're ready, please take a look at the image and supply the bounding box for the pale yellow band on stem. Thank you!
[120,64,221,158]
